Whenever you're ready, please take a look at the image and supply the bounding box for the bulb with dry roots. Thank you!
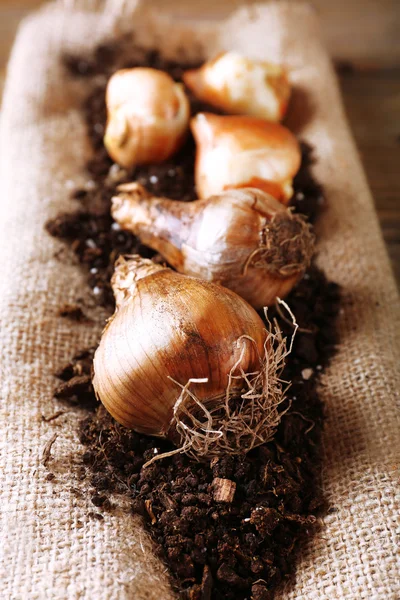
[92,256,289,461]
[183,52,291,122]
[191,113,301,203]
[104,68,190,168]
[112,184,314,310]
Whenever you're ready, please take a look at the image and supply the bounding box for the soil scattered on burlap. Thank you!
[46,38,340,600]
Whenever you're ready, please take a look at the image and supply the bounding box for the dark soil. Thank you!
[46,37,339,600]
[58,303,90,323]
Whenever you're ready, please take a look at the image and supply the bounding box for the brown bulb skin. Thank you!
[93,260,266,438]
[104,68,190,168]
[191,113,301,202]
[183,52,291,122]
[112,185,314,310]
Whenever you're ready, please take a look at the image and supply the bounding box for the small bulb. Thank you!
[191,113,301,203]
[184,52,290,122]
[112,184,314,310]
[104,68,190,168]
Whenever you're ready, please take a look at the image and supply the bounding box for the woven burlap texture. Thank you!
[0,1,399,599]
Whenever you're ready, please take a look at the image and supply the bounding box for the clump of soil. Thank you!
[58,303,90,322]
[46,37,339,600]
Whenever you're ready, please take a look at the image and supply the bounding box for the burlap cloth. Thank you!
[1,1,399,598]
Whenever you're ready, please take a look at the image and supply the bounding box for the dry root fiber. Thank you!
[146,309,295,467]
[246,210,315,277]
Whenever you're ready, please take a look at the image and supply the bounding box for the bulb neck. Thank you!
[112,183,198,271]
[111,255,167,308]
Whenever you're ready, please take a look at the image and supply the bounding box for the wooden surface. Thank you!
[1,0,399,284]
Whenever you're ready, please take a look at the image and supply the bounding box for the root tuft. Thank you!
[144,304,296,467]
[245,211,315,278]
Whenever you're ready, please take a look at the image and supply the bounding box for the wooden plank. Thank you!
[338,68,400,282]
[0,0,43,93]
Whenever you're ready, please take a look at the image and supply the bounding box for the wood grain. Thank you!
[1,0,399,283]
[338,68,400,283]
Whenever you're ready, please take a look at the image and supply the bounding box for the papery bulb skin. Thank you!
[93,257,267,439]
[191,113,301,203]
[184,52,290,121]
[104,68,190,168]
[112,185,314,309]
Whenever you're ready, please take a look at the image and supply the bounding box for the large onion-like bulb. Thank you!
[104,68,190,168]
[191,113,301,202]
[183,52,291,122]
[92,256,286,459]
[112,184,314,310]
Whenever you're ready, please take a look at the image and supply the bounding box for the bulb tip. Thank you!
[112,255,167,308]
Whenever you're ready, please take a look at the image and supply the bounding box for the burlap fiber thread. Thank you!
[0,1,399,598]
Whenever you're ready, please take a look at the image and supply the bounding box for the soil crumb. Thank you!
[58,303,89,322]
